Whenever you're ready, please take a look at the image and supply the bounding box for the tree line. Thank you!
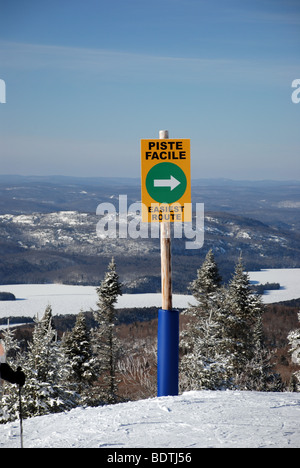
[180,251,283,391]
[0,258,122,422]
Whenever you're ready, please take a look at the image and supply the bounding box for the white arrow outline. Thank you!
[153,175,181,191]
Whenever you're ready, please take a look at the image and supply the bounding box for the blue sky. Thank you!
[0,0,299,179]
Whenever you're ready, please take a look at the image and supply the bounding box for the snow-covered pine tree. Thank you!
[180,252,281,392]
[223,255,281,390]
[180,250,227,390]
[19,305,77,419]
[189,249,222,303]
[92,258,122,404]
[287,312,300,391]
[63,311,98,405]
[182,249,222,343]
[0,325,22,423]
[222,255,259,377]
[1,322,20,362]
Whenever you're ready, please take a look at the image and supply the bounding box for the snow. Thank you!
[0,390,299,448]
[0,268,299,319]
[237,230,251,239]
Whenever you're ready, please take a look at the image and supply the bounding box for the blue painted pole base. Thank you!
[157,309,179,397]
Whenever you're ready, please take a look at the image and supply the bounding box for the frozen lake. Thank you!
[0,268,299,319]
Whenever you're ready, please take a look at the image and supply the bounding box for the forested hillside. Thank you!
[0,177,299,290]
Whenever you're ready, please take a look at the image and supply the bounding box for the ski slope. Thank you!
[0,391,299,448]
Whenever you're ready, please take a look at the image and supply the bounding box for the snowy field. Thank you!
[0,390,299,448]
[0,268,299,320]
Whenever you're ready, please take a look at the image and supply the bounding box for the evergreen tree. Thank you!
[63,311,98,405]
[0,326,22,423]
[182,249,222,345]
[223,256,260,377]
[180,253,281,392]
[1,322,20,361]
[92,258,122,403]
[180,250,226,390]
[287,312,300,391]
[19,306,77,419]
[180,285,231,391]
[189,249,222,302]
[28,306,56,383]
[217,256,281,390]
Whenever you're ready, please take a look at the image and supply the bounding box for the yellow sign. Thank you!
[141,139,191,222]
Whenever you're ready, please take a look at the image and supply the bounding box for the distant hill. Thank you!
[0,176,299,291]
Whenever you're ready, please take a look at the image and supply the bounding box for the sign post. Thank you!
[141,130,191,397]
[159,130,172,313]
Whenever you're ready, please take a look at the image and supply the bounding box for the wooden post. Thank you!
[159,130,172,311]
[157,130,179,397]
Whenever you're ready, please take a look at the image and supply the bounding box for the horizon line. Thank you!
[0,174,299,184]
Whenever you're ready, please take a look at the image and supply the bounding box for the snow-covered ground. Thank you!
[0,268,299,320]
[0,390,299,448]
